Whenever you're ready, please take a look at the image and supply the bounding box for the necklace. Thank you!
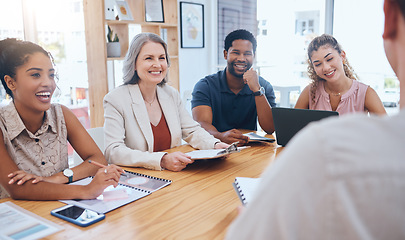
[144,96,156,106]
[329,92,341,96]
[325,85,343,97]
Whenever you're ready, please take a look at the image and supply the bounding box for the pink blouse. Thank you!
[309,80,369,115]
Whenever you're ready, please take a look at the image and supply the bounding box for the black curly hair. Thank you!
[224,29,257,54]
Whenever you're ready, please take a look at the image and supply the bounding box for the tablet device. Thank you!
[272,107,339,146]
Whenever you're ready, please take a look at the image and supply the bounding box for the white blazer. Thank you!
[103,84,219,170]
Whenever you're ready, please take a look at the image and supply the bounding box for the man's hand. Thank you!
[243,68,261,92]
[218,129,249,144]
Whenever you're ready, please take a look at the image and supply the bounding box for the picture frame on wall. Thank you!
[115,0,133,21]
[180,2,204,48]
[145,0,164,22]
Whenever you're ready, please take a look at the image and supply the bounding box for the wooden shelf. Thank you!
[107,57,125,61]
[106,20,177,28]
[83,0,180,127]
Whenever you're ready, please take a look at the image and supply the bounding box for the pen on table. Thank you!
[88,160,128,177]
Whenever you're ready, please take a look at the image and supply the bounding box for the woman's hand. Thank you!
[84,166,122,199]
[214,142,229,149]
[8,170,44,185]
[104,164,125,179]
[160,152,193,172]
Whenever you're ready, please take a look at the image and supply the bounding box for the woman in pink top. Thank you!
[295,34,386,115]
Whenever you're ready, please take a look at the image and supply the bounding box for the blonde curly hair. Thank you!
[307,34,358,103]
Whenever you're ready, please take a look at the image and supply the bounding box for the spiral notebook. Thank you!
[118,170,171,192]
[60,171,171,213]
[232,177,261,205]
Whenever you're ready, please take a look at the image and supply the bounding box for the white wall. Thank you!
[178,0,218,109]
[334,0,393,92]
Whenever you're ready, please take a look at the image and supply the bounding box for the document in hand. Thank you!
[185,142,249,160]
[244,132,275,143]
[233,177,261,205]
[60,171,171,213]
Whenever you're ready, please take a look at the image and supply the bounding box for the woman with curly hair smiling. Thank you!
[295,34,386,115]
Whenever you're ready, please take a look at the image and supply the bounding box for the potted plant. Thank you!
[106,26,121,57]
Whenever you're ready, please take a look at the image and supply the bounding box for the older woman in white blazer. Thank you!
[104,33,228,171]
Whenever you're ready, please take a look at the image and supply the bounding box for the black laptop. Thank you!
[272,107,339,146]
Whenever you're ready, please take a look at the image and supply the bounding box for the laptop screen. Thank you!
[272,107,339,146]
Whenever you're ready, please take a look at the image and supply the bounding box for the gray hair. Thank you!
[122,32,170,85]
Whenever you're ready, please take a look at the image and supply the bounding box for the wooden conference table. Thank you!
[0,131,283,240]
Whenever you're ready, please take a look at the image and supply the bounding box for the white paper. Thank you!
[185,149,227,160]
[60,177,151,213]
[185,146,250,160]
[234,177,262,205]
[0,202,62,240]
[244,132,275,142]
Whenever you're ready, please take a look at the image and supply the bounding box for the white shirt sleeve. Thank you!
[225,123,327,239]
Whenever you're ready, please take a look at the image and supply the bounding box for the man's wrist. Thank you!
[250,83,261,93]
[253,86,265,96]
[214,132,225,142]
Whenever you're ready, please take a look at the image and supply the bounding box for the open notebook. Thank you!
[232,177,261,205]
[61,170,171,213]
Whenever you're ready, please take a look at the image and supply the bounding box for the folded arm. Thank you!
[1,105,122,200]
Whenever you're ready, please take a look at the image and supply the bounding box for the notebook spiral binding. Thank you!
[234,179,247,204]
[121,183,151,194]
[126,170,172,183]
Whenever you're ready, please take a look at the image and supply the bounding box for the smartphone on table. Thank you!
[51,205,105,227]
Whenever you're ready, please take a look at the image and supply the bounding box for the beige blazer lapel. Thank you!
[157,86,180,148]
[127,85,154,152]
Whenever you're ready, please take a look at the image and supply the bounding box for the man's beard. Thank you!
[227,61,252,78]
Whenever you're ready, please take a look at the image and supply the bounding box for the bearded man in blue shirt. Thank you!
[191,29,276,144]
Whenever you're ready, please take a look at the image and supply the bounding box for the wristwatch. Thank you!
[253,87,265,96]
[63,168,74,183]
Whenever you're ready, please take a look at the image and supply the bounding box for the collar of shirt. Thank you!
[3,102,58,140]
[219,68,252,96]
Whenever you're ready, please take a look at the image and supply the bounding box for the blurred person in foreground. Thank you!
[226,0,405,238]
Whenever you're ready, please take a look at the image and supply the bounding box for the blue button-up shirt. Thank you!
[191,69,276,132]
